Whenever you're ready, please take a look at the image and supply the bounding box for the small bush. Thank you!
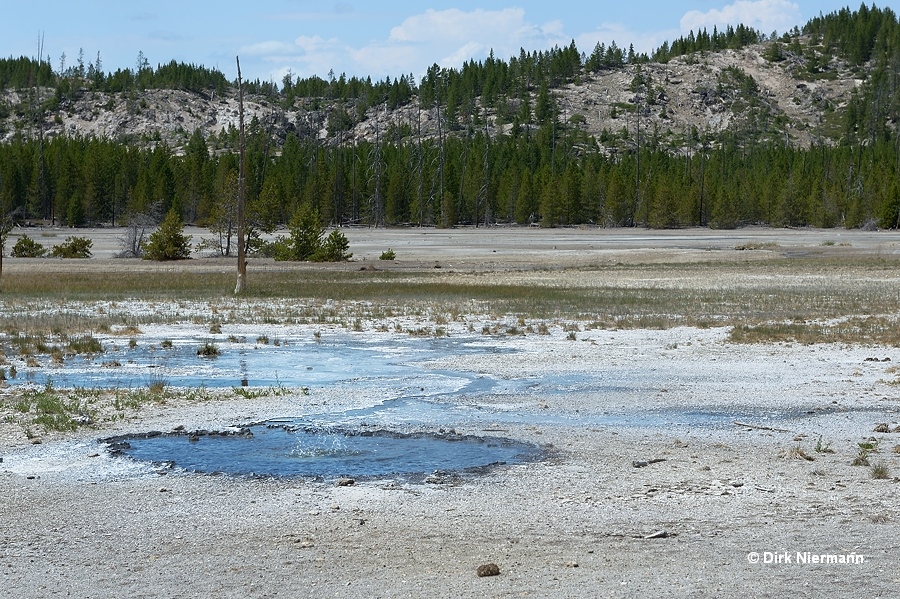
[147,374,169,394]
[197,342,219,357]
[317,230,352,262]
[271,205,325,261]
[852,451,870,466]
[143,208,192,261]
[266,207,351,262]
[380,248,396,260]
[50,236,92,258]
[11,235,47,257]
[871,462,891,479]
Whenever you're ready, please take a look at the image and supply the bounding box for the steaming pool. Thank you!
[6,331,821,480]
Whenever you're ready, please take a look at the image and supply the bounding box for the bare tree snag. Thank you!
[234,56,247,295]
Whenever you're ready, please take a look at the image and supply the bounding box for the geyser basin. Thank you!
[106,424,543,480]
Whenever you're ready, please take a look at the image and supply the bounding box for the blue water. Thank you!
[19,335,511,394]
[13,332,833,479]
[115,425,542,479]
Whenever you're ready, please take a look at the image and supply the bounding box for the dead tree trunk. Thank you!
[234,56,247,295]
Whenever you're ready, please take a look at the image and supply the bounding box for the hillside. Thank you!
[0,38,865,154]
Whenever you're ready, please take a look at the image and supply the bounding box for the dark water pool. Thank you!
[108,424,543,480]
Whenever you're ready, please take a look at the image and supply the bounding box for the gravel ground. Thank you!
[2,228,900,598]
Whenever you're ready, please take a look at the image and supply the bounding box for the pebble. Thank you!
[476,563,500,577]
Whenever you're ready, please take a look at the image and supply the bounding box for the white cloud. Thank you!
[680,0,801,35]
[255,5,775,83]
[575,22,680,56]
[240,41,299,56]
[350,44,421,77]
[441,41,487,69]
[389,8,526,44]
[385,7,575,69]
[294,35,342,54]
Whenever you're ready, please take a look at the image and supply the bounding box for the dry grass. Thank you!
[2,256,900,344]
[730,316,900,345]
[871,462,891,480]
[781,445,815,461]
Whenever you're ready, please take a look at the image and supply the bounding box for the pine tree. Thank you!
[143,207,192,260]
[285,204,324,260]
[317,229,352,262]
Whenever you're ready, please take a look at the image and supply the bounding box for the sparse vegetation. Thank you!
[852,442,873,466]
[814,436,834,454]
[66,335,103,355]
[871,463,890,480]
[14,382,96,432]
[782,444,814,461]
[196,342,220,357]
[735,242,778,251]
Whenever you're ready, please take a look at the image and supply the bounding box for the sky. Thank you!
[2,1,894,84]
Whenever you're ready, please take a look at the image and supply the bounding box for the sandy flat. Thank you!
[2,227,899,598]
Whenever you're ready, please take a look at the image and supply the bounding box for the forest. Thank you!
[0,3,898,239]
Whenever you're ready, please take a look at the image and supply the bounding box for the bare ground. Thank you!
[2,227,900,598]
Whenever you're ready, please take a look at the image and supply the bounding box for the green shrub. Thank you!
[50,236,92,258]
[11,235,47,257]
[266,207,322,261]
[379,248,396,260]
[197,342,219,357]
[269,205,324,261]
[143,208,192,261]
[316,230,352,262]
[267,207,351,262]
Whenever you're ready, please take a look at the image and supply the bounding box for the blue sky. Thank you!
[2,1,890,83]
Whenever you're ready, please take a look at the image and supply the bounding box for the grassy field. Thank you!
[2,253,900,344]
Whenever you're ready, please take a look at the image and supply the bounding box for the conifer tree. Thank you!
[143,207,192,260]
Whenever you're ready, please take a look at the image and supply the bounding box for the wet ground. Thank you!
[9,332,893,479]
